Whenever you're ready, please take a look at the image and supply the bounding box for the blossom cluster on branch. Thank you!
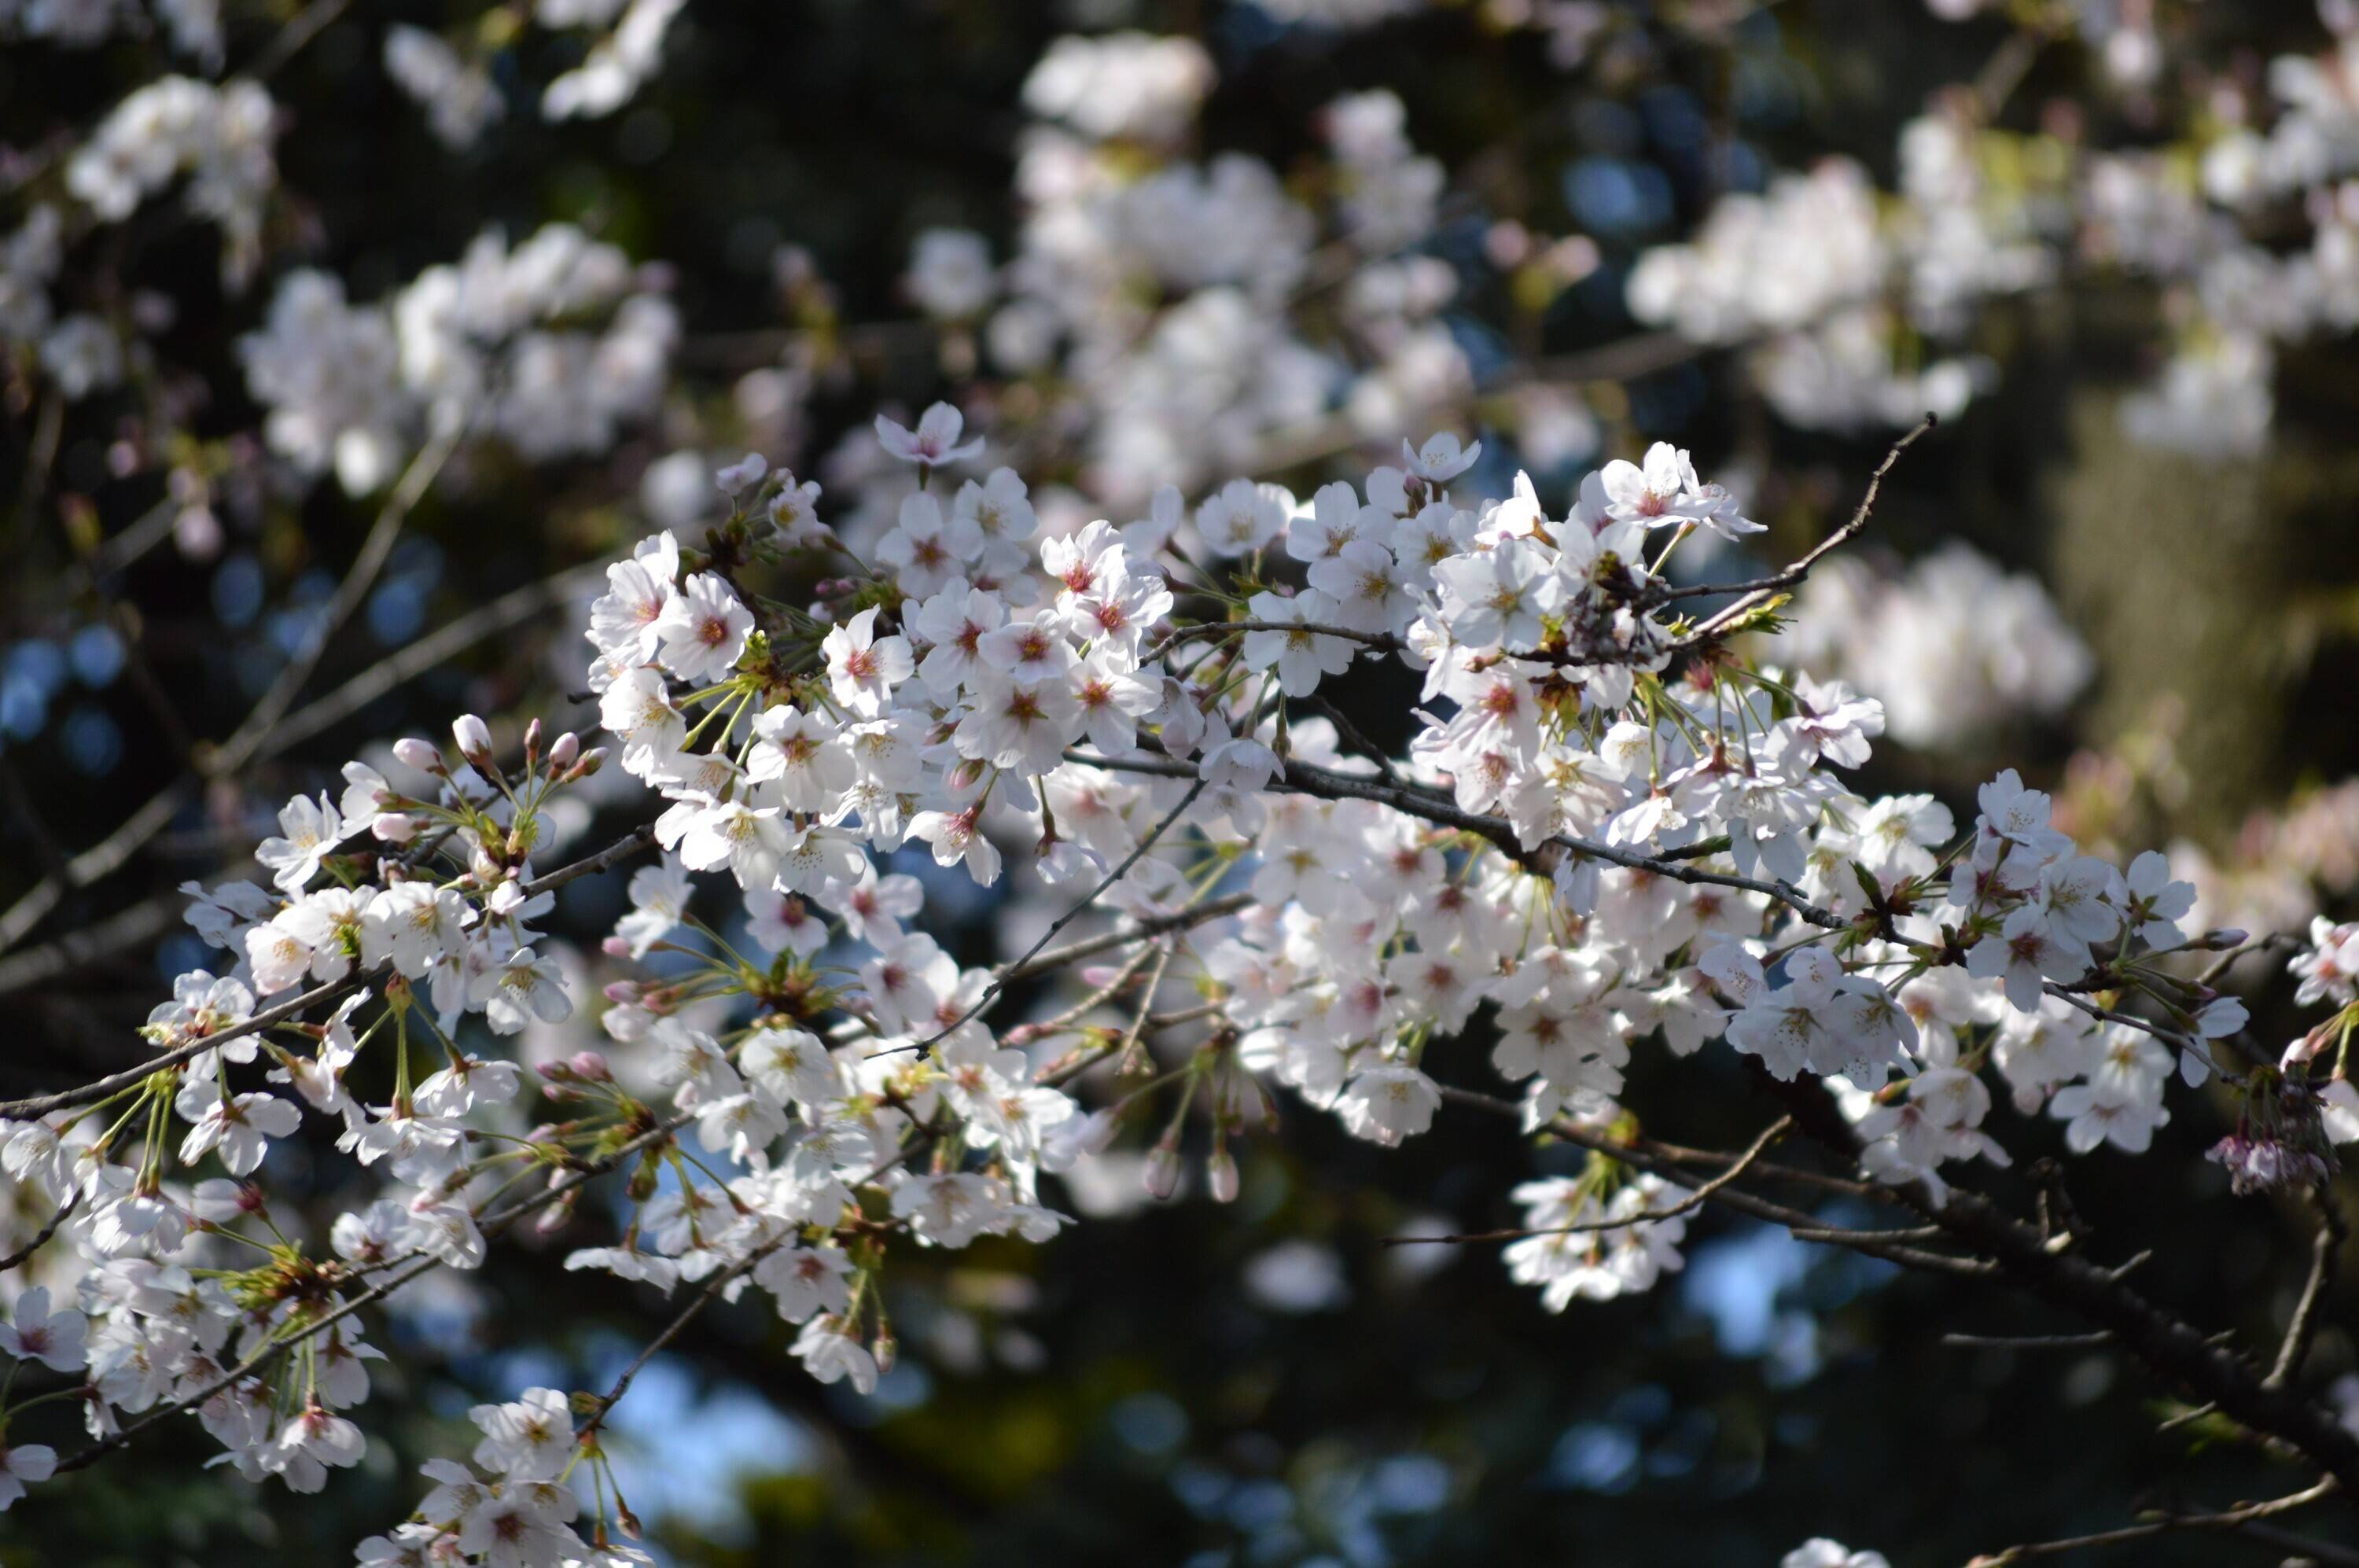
[9,5,2359,1565]
[2,406,2357,1565]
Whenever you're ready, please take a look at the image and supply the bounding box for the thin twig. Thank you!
[1383,1116,1790,1246]
[0,823,656,1121]
[1941,1331,2114,1350]
[1150,620,1400,657]
[264,561,609,753]
[892,778,1210,1058]
[208,421,467,775]
[999,891,1253,985]
[0,889,179,998]
[53,1102,700,1476]
[1679,414,1937,644]
[1433,1084,1993,1278]
[2265,1187,2344,1391]
[1963,1475,2338,1566]
[1304,694,1401,786]
[245,0,355,79]
[0,1191,79,1272]
[0,425,466,957]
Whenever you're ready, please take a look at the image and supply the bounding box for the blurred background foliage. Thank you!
[6,1,2359,1565]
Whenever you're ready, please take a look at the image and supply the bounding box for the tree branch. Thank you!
[2264,1187,2345,1392]
[1677,413,1937,644]
[1963,1475,2339,1566]
[892,777,1209,1058]
[0,823,656,1122]
[0,423,468,957]
[1382,1115,1790,1246]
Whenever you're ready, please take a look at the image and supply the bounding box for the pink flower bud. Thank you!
[569,1051,612,1082]
[371,812,419,843]
[452,713,493,765]
[548,731,580,771]
[393,737,444,772]
[1143,1138,1183,1201]
[602,935,632,958]
[1079,1109,1121,1155]
[535,1189,579,1235]
[603,981,640,1003]
[523,717,544,767]
[565,747,609,782]
[1206,1150,1239,1204]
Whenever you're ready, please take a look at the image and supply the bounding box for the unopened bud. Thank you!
[393,736,444,773]
[602,935,632,958]
[564,747,608,782]
[451,713,494,767]
[871,1326,898,1375]
[1078,1108,1121,1155]
[569,1051,612,1083]
[1143,1137,1183,1201]
[372,812,419,843]
[2195,928,2250,951]
[534,1188,579,1235]
[522,717,543,769]
[1206,1150,1239,1204]
[547,731,580,772]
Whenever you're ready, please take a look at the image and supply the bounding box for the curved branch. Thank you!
[0,823,656,1122]
[895,776,1209,1058]
[1676,413,1937,643]
[1964,1475,2339,1566]
[1382,1115,1791,1246]
[53,1102,699,1476]
[0,423,468,957]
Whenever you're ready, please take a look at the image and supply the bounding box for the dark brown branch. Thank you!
[1383,1116,1790,1246]
[2265,1187,2345,1392]
[1677,413,1937,644]
[894,778,1209,1058]
[1434,1084,1993,1278]
[0,823,657,1122]
[54,1101,698,1476]
[1941,1331,2114,1350]
[0,1191,79,1272]
[1963,1475,2339,1566]
[1757,1074,2359,1496]
[1000,891,1253,985]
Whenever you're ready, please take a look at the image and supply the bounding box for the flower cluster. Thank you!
[1783,543,2093,752]
[1628,7,2359,458]
[237,223,679,495]
[0,403,2352,1558]
[11,7,2359,1560]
